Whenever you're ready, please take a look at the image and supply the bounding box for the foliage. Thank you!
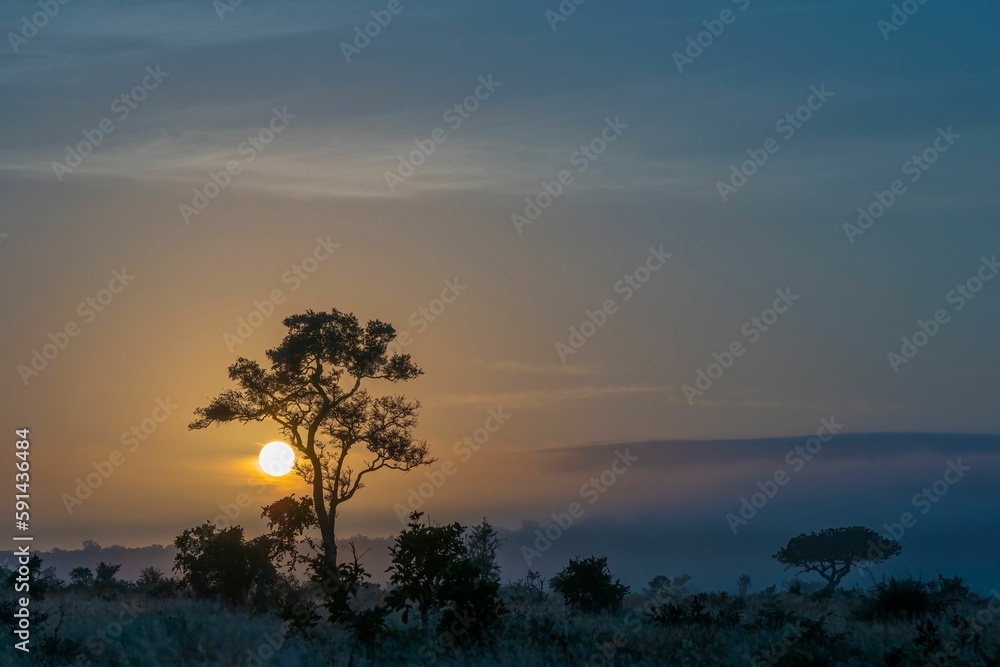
[774,526,901,593]
[69,566,94,588]
[9,568,1000,667]
[465,517,504,584]
[645,574,691,602]
[190,309,433,575]
[386,512,506,645]
[261,493,318,571]
[550,556,629,614]
[502,570,547,605]
[435,556,506,646]
[386,511,468,628]
[137,566,178,598]
[173,522,276,606]
[4,555,62,601]
[859,575,973,622]
[647,595,741,628]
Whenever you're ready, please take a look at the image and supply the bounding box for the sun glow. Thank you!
[258,441,295,477]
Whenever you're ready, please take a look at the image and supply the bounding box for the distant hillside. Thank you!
[0,536,396,585]
[0,541,176,582]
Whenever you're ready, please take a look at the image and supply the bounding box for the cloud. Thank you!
[435,384,664,407]
[469,359,601,376]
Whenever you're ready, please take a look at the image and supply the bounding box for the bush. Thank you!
[386,512,507,645]
[173,522,276,606]
[861,577,935,621]
[550,556,629,614]
[137,566,178,598]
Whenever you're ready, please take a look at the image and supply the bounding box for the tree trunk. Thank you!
[821,562,850,595]
[309,457,339,575]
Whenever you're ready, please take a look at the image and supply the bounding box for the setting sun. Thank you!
[258,441,295,477]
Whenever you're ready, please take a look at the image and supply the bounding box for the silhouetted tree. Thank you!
[645,574,691,601]
[137,566,177,597]
[92,562,123,598]
[386,512,505,644]
[95,562,121,586]
[435,555,506,646]
[550,556,629,613]
[465,517,504,583]
[386,512,466,631]
[260,494,317,571]
[3,556,61,601]
[173,522,276,606]
[69,566,93,588]
[260,496,382,641]
[773,526,901,594]
[190,309,433,584]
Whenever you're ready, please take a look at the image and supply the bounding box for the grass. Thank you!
[5,579,999,666]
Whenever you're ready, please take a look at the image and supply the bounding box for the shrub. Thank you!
[386,512,507,644]
[550,556,629,614]
[173,522,276,606]
[645,574,691,601]
[862,577,935,621]
[137,566,178,598]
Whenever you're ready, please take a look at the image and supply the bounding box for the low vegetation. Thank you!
[2,514,998,666]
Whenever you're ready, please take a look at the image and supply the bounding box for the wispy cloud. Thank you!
[469,359,601,376]
[436,384,663,407]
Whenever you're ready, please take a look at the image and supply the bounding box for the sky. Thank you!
[0,0,998,589]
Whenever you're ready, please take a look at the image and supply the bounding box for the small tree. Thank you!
[465,517,504,583]
[525,570,545,600]
[7,556,61,601]
[173,523,276,606]
[550,556,629,613]
[773,526,901,594]
[95,562,121,586]
[137,567,177,598]
[69,567,94,588]
[645,574,691,601]
[386,512,466,631]
[92,562,123,598]
[386,512,506,643]
[435,556,506,646]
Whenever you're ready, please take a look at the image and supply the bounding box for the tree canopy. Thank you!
[773,526,901,594]
[190,309,433,573]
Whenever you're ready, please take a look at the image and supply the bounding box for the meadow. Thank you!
[6,560,999,667]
